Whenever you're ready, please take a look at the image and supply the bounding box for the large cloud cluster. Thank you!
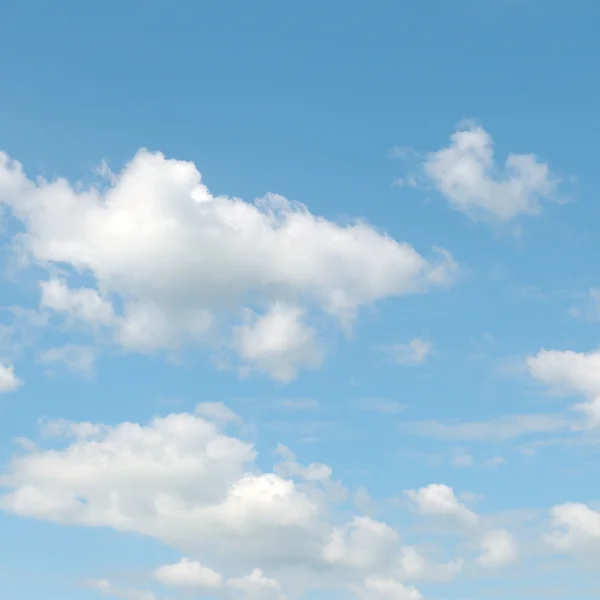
[0,149,457,381]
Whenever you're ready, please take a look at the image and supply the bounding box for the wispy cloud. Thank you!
[385,338,432,366]
[404,413,575,442]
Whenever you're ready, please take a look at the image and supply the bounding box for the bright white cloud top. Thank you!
[0,149,457,381]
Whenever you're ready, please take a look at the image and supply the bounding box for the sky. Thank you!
[1,1,600,599]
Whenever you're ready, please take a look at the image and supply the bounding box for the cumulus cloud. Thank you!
[528,349,600,427]
[478,529,518,567]
[226,569,284,600]
[422,123,559,221]
[546,503,600,554]
[154,557,223,589]
[0,149,458,380]
[405,484,479,526]
[232,304,324,382]
[0,405,476,598]
[351,577,422,600]
[321,516,400,569]
[0,362,22,393]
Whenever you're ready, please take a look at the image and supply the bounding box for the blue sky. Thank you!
[1,1,600,599]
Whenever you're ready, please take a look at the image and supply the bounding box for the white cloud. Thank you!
[40,279,115,327]
[274,444,334,484]
[0,411,322,564]
[322,516,400,569]
[0,149,458,380]
[351,576,422,600]
[0,362,22,393]
[387,339,432,366]
[528,349,600,427]
[37,345,96,375]
[195,402,240,423]
[546,503,600,554]
[393,547,463,583]
[405,484,479,526]
[87,579,157,600]
[478,529,518,567]
[0,406,478,598]
[154,557,223,589]
[422,123,559,221]
[226,569,284,600]
[232,304,323,382]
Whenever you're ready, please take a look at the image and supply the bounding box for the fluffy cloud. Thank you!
[478,529,518,567]
[0,362,22,393]
[0,149,458,380]
[226,569,284,600]
[232,304,323,382]
[321,516,400,569]
[528,349,600,427]
[405,484,478,526]
[0,405,475,598]
[546,503,600,554]
[422,123,559,221]
[154,557,223,589]
[351,577,422,600]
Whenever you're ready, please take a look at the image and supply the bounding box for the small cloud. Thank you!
[478,529,518,567]
[0,362,23,393]
[195,402,240,423]
[405,483,479,526]
[392,176,419,188]
[406,413,573,442]
[385,338,432,366]
[390,145,420,160]
[421,122,562,222]
[37,345,96,376]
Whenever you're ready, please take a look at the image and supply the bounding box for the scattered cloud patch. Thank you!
[37,345,96,376]
[406,413,573,442]
[405,484,479,526]
[386,339,432,366]
[528,349,600,428]
[422,122,560,221]
[546,503,600,554]
[478,529,518,567]
[0,362,22,393]
[154,558,223,589]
